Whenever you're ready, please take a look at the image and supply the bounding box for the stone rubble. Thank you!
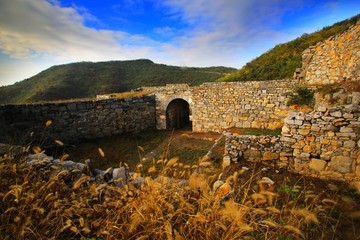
[26,153,130,187]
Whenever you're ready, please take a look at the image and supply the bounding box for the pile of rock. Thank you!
[26,153,133,187]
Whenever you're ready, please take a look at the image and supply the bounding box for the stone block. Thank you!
[244,149,261,161]
[331,156,355,173]
[282,125,290,134]
[262,151,279,161]
[303,145,313,153]
[298,129,310,135]
[300,152,310,159]
[294,120,303,125]
[268,121,283,130]
[317,106,327,112]
[311,125,321,132]
[222,156,231,169]
[327,131,335,137]
[330,111,342,117]
[309,158,327,172]
[340,127,353,133]
[343,140,356,149]
[343,113,354,119]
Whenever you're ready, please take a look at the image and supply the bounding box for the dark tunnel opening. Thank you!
[166,99,191,130]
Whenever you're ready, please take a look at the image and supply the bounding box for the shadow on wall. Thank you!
[166,99,191,130]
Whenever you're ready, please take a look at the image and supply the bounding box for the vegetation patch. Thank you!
[218,14,359,82]
[286,87,314,106]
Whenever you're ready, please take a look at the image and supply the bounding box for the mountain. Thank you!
[0,59,236,104]
[218,14,360,82]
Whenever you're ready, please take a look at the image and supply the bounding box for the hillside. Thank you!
[218,14,360,82]
[0,59,236,104]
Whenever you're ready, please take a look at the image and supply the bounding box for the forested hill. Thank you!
[218,14,360,82]
[0,59,236,104]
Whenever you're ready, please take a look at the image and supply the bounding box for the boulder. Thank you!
[331,156,355,173]
[309,158,327,172]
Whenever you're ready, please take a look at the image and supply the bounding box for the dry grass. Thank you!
[1,124,359,239]
[1,148,360,240]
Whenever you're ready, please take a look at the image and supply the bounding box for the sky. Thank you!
[0,0,359,86]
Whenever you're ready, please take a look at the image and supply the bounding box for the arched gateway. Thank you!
[166,98,191,130]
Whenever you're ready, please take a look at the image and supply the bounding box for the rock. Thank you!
[103,167,113,182]
[331,156,355,173]
[317,106,327,112]
[320,151,332,161]
[311,125,321,132]
[222,155,231,169]
[268,121,283,130]
[330,111,342,117]
[309,158,327,172]
[113,167,127,187]
[85,159,96,176]
[303,145,313,153]
[262,151,279,161]
[343,113,354,119]
[340,127,353,133]
[244,149,261,161]
[344,140,356,149]
[298,129,310,135]
[282,125,290,134]
[300,152,310,159]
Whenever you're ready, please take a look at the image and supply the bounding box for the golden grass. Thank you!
[1,134,359,239]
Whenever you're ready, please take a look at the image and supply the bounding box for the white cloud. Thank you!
[0,0,358,86]
[0,0,160,63]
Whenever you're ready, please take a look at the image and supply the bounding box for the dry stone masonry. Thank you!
[296,22,360,84]
[224,134,289,168]
[224,103,360,181]
[0,96,156,144]
[142,80,297,132]
[282,104,360,181]
[191,80,297,132]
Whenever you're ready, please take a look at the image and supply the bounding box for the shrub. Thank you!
[286,87,314,106]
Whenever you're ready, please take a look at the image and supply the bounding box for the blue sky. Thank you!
[0,0,359,86]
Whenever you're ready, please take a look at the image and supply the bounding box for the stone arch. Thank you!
[165,98,191,130]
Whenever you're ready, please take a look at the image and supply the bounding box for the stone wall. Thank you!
[141,80,297,132]
[191,80,298,132]
[224,104,360,181]
[224,134,290,169]
[297,23,360,84]
[0,95,156,145]
[281,104,360,181]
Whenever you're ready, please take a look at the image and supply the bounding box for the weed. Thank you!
[279,184,300,199]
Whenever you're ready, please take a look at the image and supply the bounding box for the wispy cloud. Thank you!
[0,0,358,86]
